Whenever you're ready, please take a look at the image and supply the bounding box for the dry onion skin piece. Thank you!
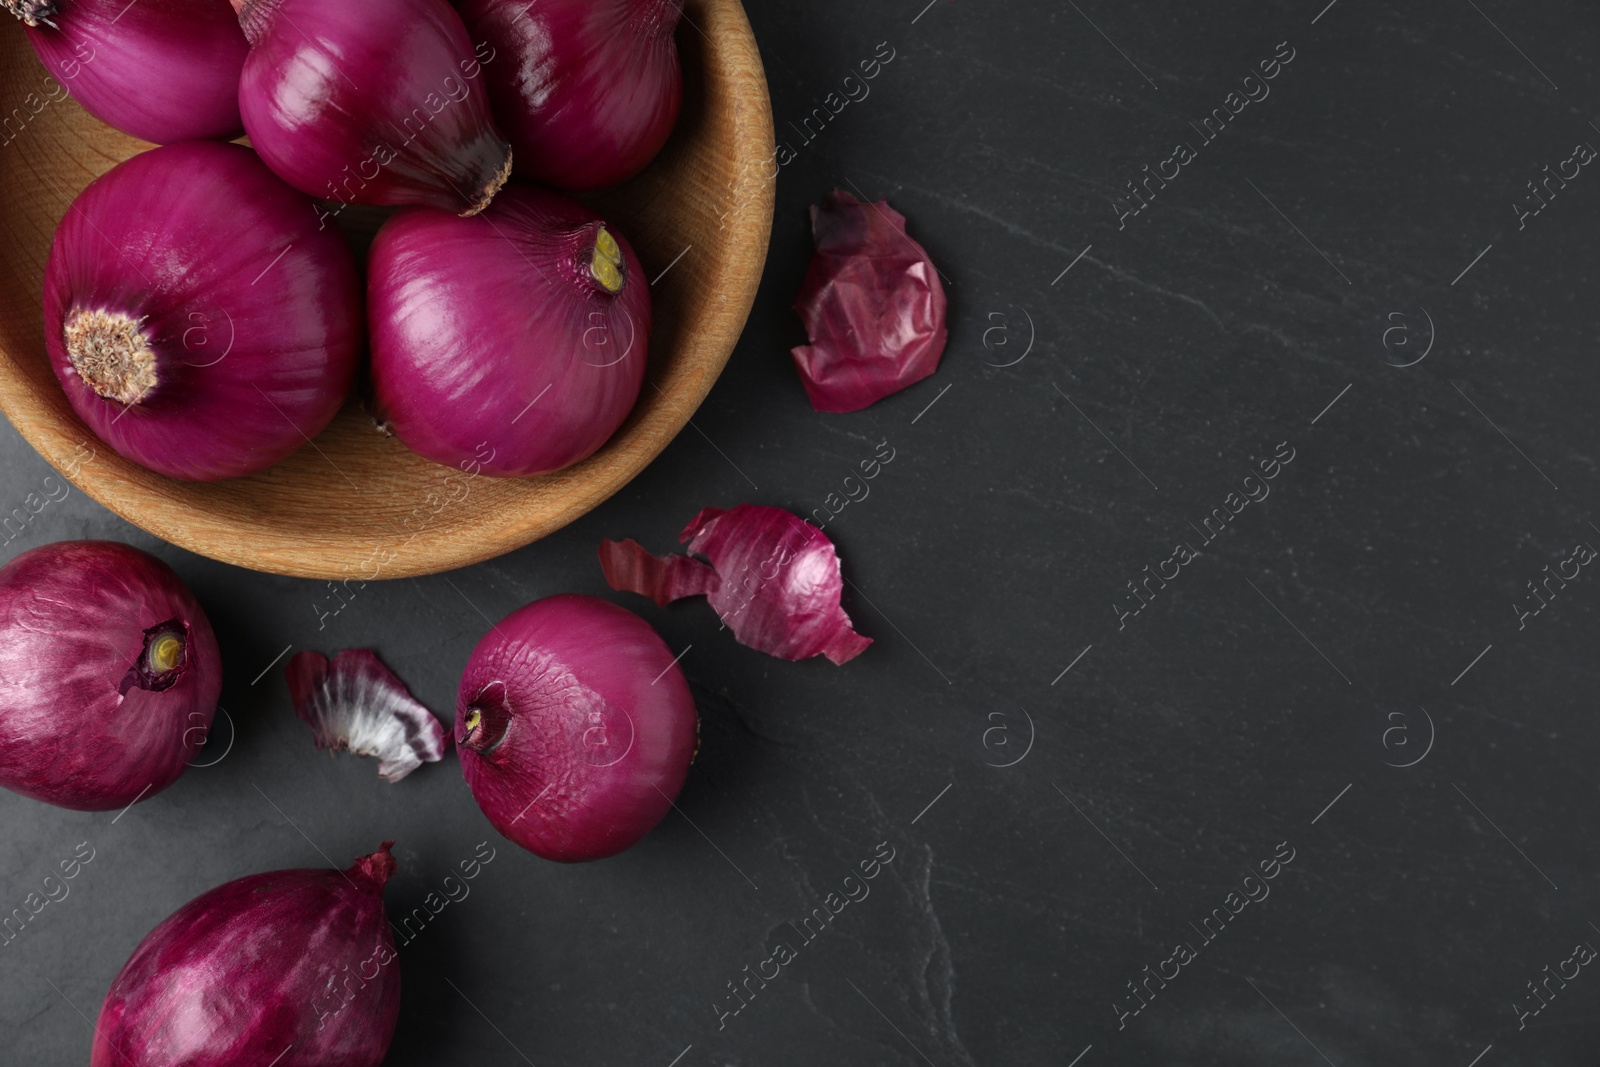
[600,504,872,665]
[285,649,450,782]
[790,189,949,413]
[597,539,717,606]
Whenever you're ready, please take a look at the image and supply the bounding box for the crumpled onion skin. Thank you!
[456,594,697,862]
[0,541,220,811]
[234,0,513,214]
[13,0,248,144]
[286,648,450,782]
[600,541,714,605]
[459,0,684,191]
[44,142,363,481]
[369,185,650,477]
[600,504,872,665]
[91,843,401,1067]
[791,189,948,413]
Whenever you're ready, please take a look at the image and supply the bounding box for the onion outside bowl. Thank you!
[0,0,774,579]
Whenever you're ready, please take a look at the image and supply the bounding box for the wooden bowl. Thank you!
[0,0,774,579]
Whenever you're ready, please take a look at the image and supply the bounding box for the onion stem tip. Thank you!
[462,150,514,217]
[148,633,185,673]
[590,227,626,294]
[2,0,58,26]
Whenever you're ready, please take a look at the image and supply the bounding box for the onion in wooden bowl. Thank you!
[0,0,773,580]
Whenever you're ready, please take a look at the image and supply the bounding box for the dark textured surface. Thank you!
[4,1,1600,1064]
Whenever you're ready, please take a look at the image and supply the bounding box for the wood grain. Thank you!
[0,0,774,579]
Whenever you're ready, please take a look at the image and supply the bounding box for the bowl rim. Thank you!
[0,0,775,580]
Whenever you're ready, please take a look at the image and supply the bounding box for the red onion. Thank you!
[456,594,697,862]
[458,0,684,190]
[7,0,248,144]
[233,0,513,215]
[92,843,401,1067]
[602,504,872,664]
[44,141,364,482]
[0,540,220,811]
[369,185,650,477]
[792,189,948,412]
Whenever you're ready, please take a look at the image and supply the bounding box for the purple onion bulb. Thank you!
[7,0,248,144]
[458,0,684,190]
[368,185,650,477]
[456,594,697,862]
[92,843,401,1066]
[233,0,513,215]
[0,540,220,811]
[44,141,364,481]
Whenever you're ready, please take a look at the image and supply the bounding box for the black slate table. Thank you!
[4,1,1600,1064]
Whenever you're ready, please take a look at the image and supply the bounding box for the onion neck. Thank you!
[231,0,277,46]
[459,682,513,754]
[119,619,190,696]
[347,841,397,891]
[65,309,159,406]
[3,0,57,27]
[461,151,514,218]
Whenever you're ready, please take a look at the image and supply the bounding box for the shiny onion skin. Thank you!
[456,594,697,862]
[234,0,513,215]
[7,0,248,144]
[0,541,220,811]
[369,185,650,477]
[91,844,401,1067]
[601,504,872,665]
[44,142,363,481]
[459,0,684,190]
[791,189,948,412]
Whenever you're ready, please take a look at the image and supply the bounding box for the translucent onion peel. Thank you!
[285,650,449,782]
[600,504,872,665]
[791,189,949,413]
